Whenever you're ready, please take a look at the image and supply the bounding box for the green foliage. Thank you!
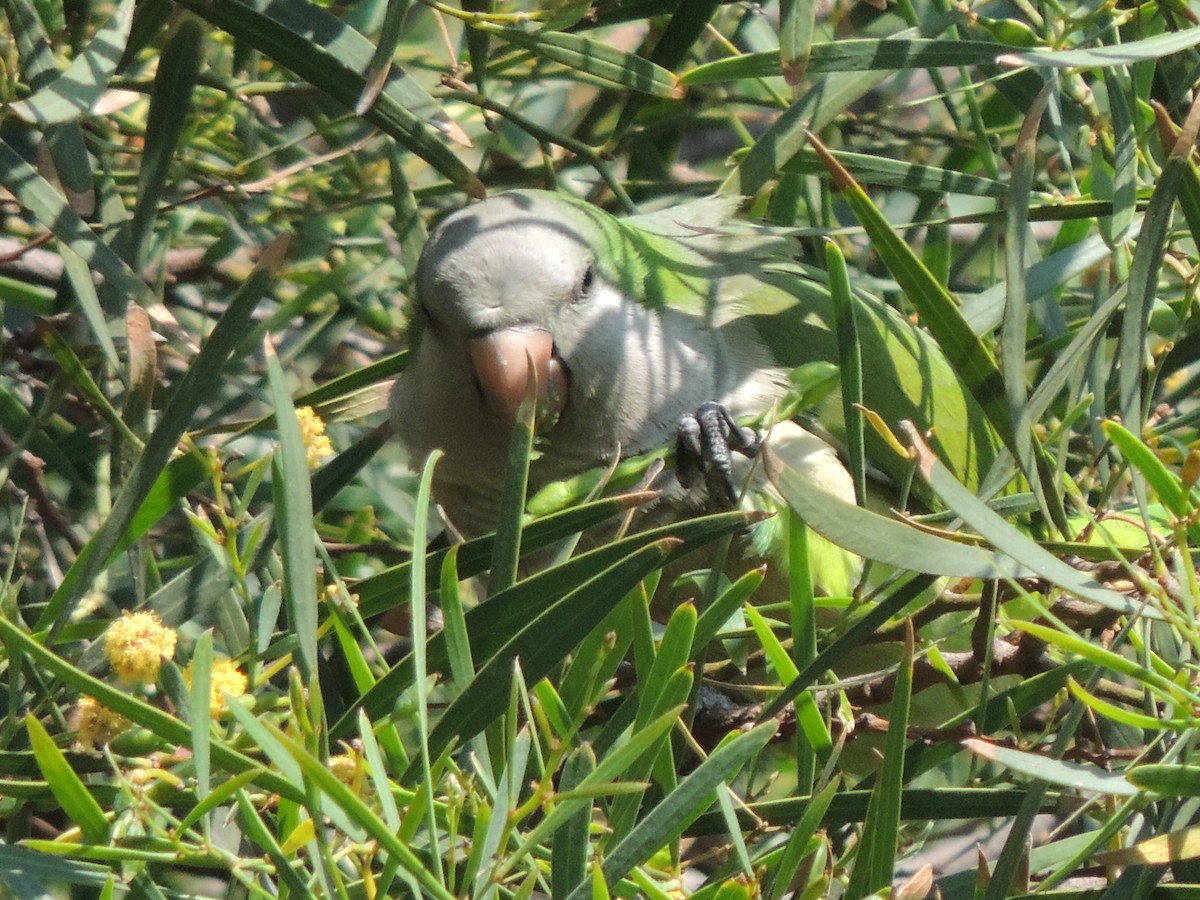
[2,0,1200,897]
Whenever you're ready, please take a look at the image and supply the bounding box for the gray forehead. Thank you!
[417,195,592,321]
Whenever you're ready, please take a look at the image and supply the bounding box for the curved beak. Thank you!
[467,327,569,429]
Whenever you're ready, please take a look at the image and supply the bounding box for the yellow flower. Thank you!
[296,406,334,469]
[324,582,359,609]
[72,696,129,749]
[183,657,248,717]
[328,744,366,794]
[105,611,177,685]
[328,753,358,785]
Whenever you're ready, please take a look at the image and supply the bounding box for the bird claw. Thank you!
[676,402,762,506]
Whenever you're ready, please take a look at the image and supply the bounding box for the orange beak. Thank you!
[466,327,569,429]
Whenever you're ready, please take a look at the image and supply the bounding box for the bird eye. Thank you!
[576,261,595,301]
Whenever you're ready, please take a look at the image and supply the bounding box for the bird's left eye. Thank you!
[416,301,439,331]
[576,261,595,301]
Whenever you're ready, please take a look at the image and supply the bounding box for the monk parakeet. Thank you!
[390,190,998,593]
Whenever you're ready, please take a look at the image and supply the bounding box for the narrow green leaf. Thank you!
[324,580,376,696]
[745,603,831,754]
[235,790,313,897]
[26,714,110,843]
[356,0,415,114]
[459,0,492,93]
[1068,679,1195,732]
[265,339,319,686]
[1013,621,1195,706]
[551,745,596,900]
[1119,96,1200,425]
[997,26,1200,68]
[1016,286,1126,449]
[439,545,474,694]
[964,738,1139,796]
[922,214,951,286]
[683,39,1023,85]
[174,769,260,837]
[900,425,1150,615]
[189,631,213,802]
[39,325,141,449]
[765,777,839,900]
[0,843,112,890]
[59,226,119,370]
[826,239,864,504]
[613,0,720,137]
[779,0,814,83]
[570,721,778,899]
[845,622,912,899]
[389,150,427,278]
[765,451,1037,579]
[1128,764,1200,797]
[128,18,203,269]
[490,385,536,595]
[784,146,1009,198]
[721,66,889,197]
[1003,81,1052,416]
[786,509,817,789]
[693,565,764,651]
[1004,82,1063,528]
[0,272,54,312]
[407,449,445,880]
[9,0,135,124]
[4,0,59,89]
[120,0,173,67]
[638,603,696,729]
[1102,420,1187,516]
[1101,68,1137,244]
[482,24,681,98]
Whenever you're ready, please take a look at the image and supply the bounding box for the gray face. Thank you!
[415,193,597,340]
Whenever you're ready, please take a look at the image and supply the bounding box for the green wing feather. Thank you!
[618,197,1002,492]
[745,264,1003,493]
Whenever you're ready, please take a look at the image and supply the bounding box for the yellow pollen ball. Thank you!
[73,696,130,749]
[296,406,334,469]
[104,611,177,685]
[184,657,248,717]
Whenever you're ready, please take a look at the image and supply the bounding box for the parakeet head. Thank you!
[410,192,602,427]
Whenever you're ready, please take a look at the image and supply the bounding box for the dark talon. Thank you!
[676,415,704,489]
[676,402,763,506]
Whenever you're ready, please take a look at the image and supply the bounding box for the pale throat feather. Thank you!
[547,283,787,467]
